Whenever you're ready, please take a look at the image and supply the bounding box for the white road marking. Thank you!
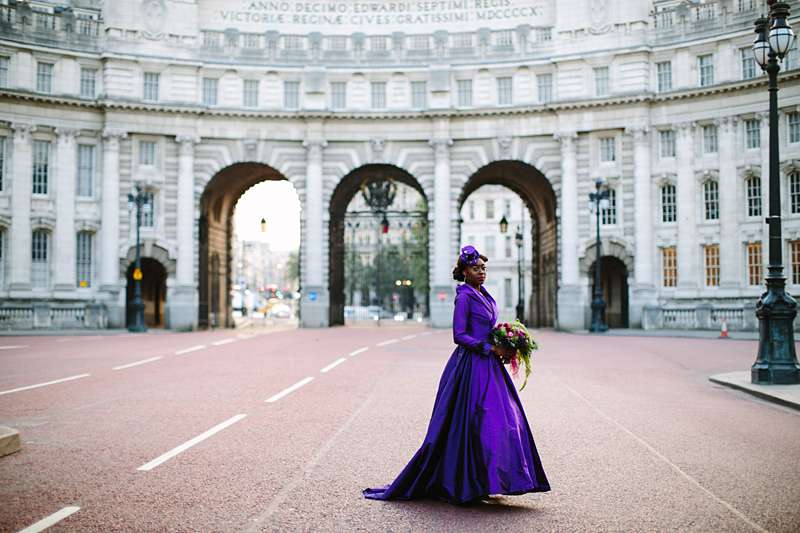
[174,345,206,355]
[556,374,769,533]
[137,414,247,472]
[113,356,163,370]
[211,338,236,346]
[237,333,254,340]
[18,506,81,533]
[265,377,314,403]
[348,347,368,357]
[401,334,417,340]
[320,358,347,373]
[0,374,90,396]
[376,338,399,347]
[0,345,28,350]
[419,331,433,336]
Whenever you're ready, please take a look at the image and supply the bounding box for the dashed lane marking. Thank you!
[401,334,417,340]
[174,345,206,355]
[137,414,247,472]
[18,506,81,533]
[211,338,236,346]
[320,358,347,373]
[376,339,399,347]
[113,356,163,370]
[0,345,28,350]
[0,374,91,396]
[265,377,314,403]
[348,347,368,357]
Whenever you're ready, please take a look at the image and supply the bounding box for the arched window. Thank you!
[31,229,50,288]
[76,231,93,287]
[746,175,762,217]
[703,180,719,221]
[661,184,677,223]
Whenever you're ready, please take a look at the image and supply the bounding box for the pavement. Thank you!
[1,327,799,532]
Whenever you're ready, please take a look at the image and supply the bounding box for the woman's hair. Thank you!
[452,253,488,282]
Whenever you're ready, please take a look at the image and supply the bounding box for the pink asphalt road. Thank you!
[1,328,798,532]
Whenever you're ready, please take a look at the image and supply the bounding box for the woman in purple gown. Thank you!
[363,245,550,505]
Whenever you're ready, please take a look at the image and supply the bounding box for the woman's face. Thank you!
[464,258,486,286]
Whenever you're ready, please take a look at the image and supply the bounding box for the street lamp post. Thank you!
[346,220,360,306]
[126,185,150,333]
[751,2,800,384]
[515,227,525,324]
[589,178,610,333]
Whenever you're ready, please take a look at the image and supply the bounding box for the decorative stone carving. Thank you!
[497,136,512,159]
[11,123,34,143]
[369,138,386,163]
[141,0,167,40]
[429,138,453,159]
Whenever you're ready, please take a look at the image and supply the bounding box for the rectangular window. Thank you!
[76,231,92,287]
[36,62,53,93]
[505,235,512,258]
[202,77,218,106]
[738,0,757,11]
[80,67,96,98]
[139,140,156,166]
[457,79,473,107]
[244,33,261,49]
[369,36,387,51]
[537,73,552,104]
[747,177,762,217]
[788,112,800,144]
[330,82,346,109]
[32,230,50,288]
[494,30,513,48]
[662,247,677,287]
[745,119,760,149]
[741,48,757,80]
[699,54,715,87]
[704,180,719,221]
[32,140,50,195]
[594,67,610,97]
[0,136,5,191]
[792,240,800,284]
[703,125,719,154]
[141,191,155,228]
[0,56,8,88]
[411,81,427,109]
[704,244,720,287]
[599,137,616,162]
[284,80,300,109]
[484,235,495,257]
[0,228,4,288]
[504,278,512,307]
[657,61,672,92]
[601,189,617,225]
[661,184,677,223]
[504,200,511,217]
[747,241,763,286]
[143,72,160,101]
[659,130,676,158]
[785,37,798,70]
[496,76,512,105]
[77,144,95,197]
[370,81,386,109]
[243,79,259,108]
[485,199,495,219]
[790,172,800,214]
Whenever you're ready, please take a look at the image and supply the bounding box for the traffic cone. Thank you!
[719,321,729,339]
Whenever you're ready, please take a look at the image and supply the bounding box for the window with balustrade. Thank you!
[496,77,512,105]
[703,124,719,154]
[143,72,159,101]
[657,61,672,92]
[36,62,53,93]
[662,247,677,287]
[704,244,720,287]
[747,241,763,286]
[80,67,96,98]
[746,176,762,217]
[457,79,472,107]
[659,130,676,158]
[698,54,714,87]
[33,140,50,195]
[661,184,677,223]
[76,231,93,288]
[77,144,95,198]
[31,229,50,288]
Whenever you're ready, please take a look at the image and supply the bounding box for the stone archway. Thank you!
[126,257,167,328]
[198,163,290,328]
[458,160,557,328]
[581,238,634,329]
[328,164,429,327]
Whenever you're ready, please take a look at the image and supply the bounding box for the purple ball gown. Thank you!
[363,283,550,504]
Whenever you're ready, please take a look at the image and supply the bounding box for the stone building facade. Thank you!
[1,0,799,330]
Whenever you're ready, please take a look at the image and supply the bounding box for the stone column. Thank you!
[300,136,328,327]
[676,122,698,291]
[169,134,200,330]
[54,128,77,292]
[554,132,583,329]
[8,123,33,292]
[629,125,656,326]
[100,129,126,325]
[429,136,454,328]
[719,117,740,288]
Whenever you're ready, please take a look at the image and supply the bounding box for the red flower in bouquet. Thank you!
[488,320,538,391]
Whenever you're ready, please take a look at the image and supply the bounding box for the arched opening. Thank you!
[329,164,429,326]
[458,161,557,328]
[126,258,167,328]
[589,256,629,328]
[199,163,296,329]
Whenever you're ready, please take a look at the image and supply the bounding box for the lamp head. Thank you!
[768,3,794,58]
[499,215,509,234]
[754,16,770,68]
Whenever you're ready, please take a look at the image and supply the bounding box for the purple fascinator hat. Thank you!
[460,245,481,266]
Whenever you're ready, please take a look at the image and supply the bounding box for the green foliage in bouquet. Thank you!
[489,320,538,391]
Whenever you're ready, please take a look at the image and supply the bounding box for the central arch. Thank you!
[328,164,429,326]
[198,162,289,328]
[458,160,557,327]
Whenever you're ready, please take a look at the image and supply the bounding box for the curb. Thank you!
[709,371,800,412]
[0,426,21,457]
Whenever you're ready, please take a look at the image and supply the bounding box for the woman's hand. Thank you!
[490,345,516,359]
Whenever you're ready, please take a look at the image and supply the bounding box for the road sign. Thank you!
[133,268,143,281]
[438,291,447,301]
[308,291,318,302]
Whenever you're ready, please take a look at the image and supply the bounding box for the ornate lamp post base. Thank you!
[752,283,800,384]
[589,297,608,333]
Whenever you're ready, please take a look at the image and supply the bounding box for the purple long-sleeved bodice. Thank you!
[363,283,551,504]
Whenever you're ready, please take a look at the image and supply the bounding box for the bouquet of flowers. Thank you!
[489,320,538,391]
